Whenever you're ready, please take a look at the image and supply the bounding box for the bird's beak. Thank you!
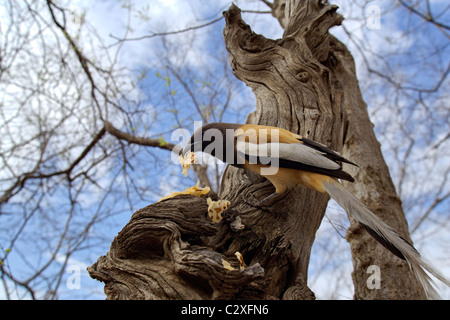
[181,143,191,156]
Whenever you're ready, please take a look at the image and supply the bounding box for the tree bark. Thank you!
[330,38,427,299]
[88,1,426,299]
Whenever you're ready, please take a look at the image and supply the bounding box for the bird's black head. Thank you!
[181,123,241,162]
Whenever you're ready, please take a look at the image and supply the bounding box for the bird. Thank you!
[181,122,450,299]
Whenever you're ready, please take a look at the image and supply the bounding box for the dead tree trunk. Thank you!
[88,1,426,299]
[330,35,427,300]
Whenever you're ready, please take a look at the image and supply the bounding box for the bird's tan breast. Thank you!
[243,163,330,193]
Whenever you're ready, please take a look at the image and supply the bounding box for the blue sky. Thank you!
[1,0,448,299]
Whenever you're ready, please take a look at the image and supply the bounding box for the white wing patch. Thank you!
[236,141,341,170]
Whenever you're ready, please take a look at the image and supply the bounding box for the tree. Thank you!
[88,0,446,299]
[1,0,448,299]
[0,0,240,299]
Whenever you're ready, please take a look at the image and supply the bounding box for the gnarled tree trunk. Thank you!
[331,35,426,300]
[88,1,426,300]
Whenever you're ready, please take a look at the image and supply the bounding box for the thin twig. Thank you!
[109,16,224,45]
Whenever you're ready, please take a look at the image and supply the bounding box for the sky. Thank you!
[1,0,448,300]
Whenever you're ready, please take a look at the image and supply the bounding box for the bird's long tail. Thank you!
[323,178,450,299]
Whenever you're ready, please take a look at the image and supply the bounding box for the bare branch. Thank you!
[398,0,450,32]
[104,121,176,152]
[108,16,224,45]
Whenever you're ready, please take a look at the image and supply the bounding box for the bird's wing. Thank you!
[236,140,341,170]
